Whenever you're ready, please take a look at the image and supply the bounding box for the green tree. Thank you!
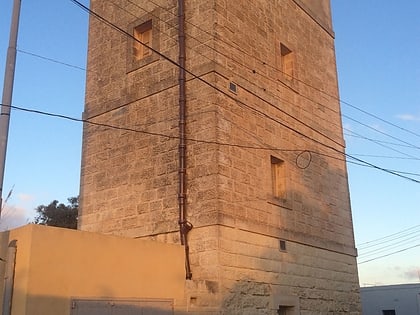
[34,197,78,229]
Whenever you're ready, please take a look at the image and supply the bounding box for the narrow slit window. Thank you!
[133,20,152,60]
[271,156,286,199]
[280,43,294,80]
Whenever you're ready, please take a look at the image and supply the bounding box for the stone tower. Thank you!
[79,0,361,313]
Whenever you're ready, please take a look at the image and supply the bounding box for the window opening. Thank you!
[382,310,396,315]
[280,43,294,80]
[278,305,294,315]
[229,82,237,93]
[279,240,287,251]
[271,156,286,199]
[133,20,152,60]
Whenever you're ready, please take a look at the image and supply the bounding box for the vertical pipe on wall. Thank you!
[2,240,17,315]
[178,0,192,280]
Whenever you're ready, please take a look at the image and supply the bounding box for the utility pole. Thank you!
[0,0,21,216]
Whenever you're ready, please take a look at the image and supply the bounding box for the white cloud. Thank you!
[17,193,35,203]
[0,204,31,231]
[403,267,420,281]
[396,114,420,121]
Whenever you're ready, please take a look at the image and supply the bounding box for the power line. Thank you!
[19,45,420,164]
[0,103,312,153]
[357,224,420,247]
[343,128,420,160]
[18,0,420,159]
[11,12,420,185]
[140,0,420,144]
[17,49,86,71]
[343,114,420,150]
[116,0,420,163]
[98,0,346,149]
[347,154,420,161]
[103,0,420,158]
[69,0,347,152]
[342,99,420,140]
[358,233,420,257]
[345,156,420,180]
[63,1,420,184]
[358,244,420,264]
[344,131,420,150]
[4,101,420,182]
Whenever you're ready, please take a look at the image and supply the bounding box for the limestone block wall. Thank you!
[79,0,361,313]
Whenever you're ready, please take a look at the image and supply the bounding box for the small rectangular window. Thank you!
[382,311,396,315]
[277,305,294,315]
[229,82,237,93]
[280,43,294,80]
[133,20,152,60]
[279,240,287,251]
[271,156,286,199]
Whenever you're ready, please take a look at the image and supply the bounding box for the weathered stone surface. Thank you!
[80,0,361,313]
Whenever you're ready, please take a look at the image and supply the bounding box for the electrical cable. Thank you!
[4,101,420,182]
[0,0,403,184]
[343,114,420,150]
[358,244,419,264]
[111,0,420,162]
[5,0,412,185]
[1,103,310,153]
[69,0,349,155]
[94,0,346,149]
[343,130,420,149]
[17,46,420,167]
[17,49,86,71]
[138,0,420,143]
[357,224,420,247]
[358,233,420,257]
[343,128,420,160]
[19,44,420,166]
[20,0,420,159]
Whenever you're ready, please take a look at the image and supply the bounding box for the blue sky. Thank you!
[0,1,419,286]
[332,1,420,285]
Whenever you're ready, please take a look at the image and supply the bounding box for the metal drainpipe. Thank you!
[2,240,17,315]
[178,0,192,280]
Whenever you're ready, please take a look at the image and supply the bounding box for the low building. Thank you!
[0,224,186,315]
[360,283,420,315]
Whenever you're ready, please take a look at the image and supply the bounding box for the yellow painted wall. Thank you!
[0,224,185,315]
[0,230,10,310]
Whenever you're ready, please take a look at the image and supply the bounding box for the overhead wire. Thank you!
[5,0,416,184]
[17,49,87,71]
[14,50,419,176]
[4,95,420,182]
[343,130,420,150]
[141,0,420,144]
[358,244,419,264]
[12,0,420,263]
[1,103,315,154]
[358,233,420,258]
[102,0,346,149]
[343,128,420,160]
[17,0,419,166]
[357,224,420,248]
[69,0,347,154]
[343,114,420,150]
[17,46,420,167]
[38,0,414,184]
[356,225,420,264]
[114,0,420,166]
